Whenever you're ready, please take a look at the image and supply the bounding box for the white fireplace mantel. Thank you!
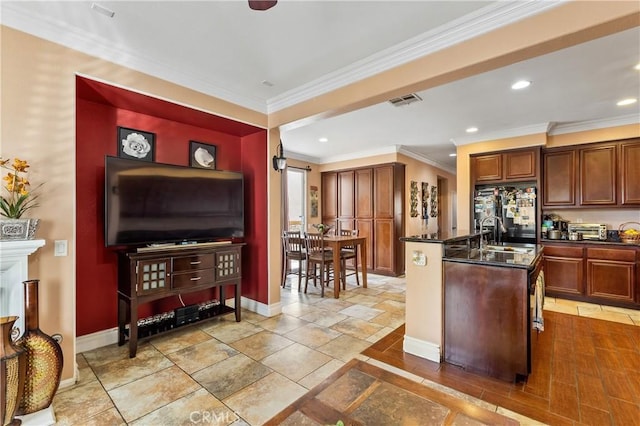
[0,239,46,338]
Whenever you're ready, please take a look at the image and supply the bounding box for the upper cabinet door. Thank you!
[374,165,394,219]
[580,144,616,206]
[321,172,338,220]
[543,150,576,206]
[355,168,373,218]
[620,140,640,205]
[474,154,503,182]
[338,170,355,218]
[505,150,536,180]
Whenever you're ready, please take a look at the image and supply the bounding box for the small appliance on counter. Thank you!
[567,223,607,241]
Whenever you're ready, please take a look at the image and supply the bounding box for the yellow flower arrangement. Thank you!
[0,157,40,219]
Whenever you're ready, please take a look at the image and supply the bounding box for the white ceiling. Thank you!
[2,1,639,172]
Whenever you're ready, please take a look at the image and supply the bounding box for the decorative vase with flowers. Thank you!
[0,157,40,240]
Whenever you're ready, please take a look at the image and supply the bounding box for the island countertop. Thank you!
[400,229,487,244]
[443,242,544,270]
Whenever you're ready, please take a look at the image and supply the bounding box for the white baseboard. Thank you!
[403,335,441,363]
[76,297,282,353]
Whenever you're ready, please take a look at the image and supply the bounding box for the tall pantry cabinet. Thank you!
[322,163,405,276]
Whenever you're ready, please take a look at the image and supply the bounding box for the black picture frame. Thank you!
[117,127,155,162]
[189,141,217,169]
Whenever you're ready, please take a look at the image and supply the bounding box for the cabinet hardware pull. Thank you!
[190,261,201,265]
[190,276,202,281]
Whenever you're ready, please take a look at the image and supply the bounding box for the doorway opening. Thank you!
[286,168,307,231]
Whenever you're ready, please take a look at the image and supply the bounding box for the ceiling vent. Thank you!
[388,93,422,107]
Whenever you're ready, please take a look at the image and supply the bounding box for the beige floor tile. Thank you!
[338,304,385,321]
[366,326,395,343]
[577,304,603,315]
[257,314,309,334]
[223,372,307,426]
[314,298,354,312]
[229,330,295,360]
[130,388,238,426]
[298,359,346,390]
[238,309,269,324]
[299,309,348,327]
[347,286,386,296]
[342,294,382,307]
[369,310,405,329]
[544,303,579,316]
[377,291,406,302]
[93,345,174,390]
[200,317,264,343]
[53,380,115,426]
[166,339,238,374]
[372,299,405,313]
[281,302,324,318]
[261,343,333,381]
[74,353,98,385]
[150,327,213,354]
[316,334,372,363]
[191,353,272,400]
[64,407,126,426]
[578,310,635,325]
[331,317,384,340]
[81,341,151,369]
[108,365,200,423]
[284,322,342,348]
[600,305,640,315]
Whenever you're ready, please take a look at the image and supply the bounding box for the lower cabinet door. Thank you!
[544,256,584,295]
[586,259,635,303]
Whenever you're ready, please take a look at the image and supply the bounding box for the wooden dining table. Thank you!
[322,234,368,298]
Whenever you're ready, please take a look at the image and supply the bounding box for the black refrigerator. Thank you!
[473,182,537,244]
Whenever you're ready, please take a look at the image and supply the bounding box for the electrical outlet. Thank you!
[54,240,68,257]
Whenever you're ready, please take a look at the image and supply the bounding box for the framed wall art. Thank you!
[117,127,155,162]
[189,141,217,169]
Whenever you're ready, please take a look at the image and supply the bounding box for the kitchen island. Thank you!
[400,231,543,382]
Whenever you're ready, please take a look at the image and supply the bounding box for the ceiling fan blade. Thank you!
[248,1,277,11]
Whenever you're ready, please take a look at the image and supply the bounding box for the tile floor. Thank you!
[52,272,639,425]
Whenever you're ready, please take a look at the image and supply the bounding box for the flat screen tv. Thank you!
[104,156,244,247]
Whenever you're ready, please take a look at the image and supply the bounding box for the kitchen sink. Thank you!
[482,245,534,254]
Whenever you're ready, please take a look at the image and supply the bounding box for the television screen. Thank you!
[104,156,244,247]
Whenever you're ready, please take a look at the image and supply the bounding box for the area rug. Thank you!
[264,358,518,425]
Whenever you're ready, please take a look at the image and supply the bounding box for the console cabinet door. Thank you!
[136,259,170,296]
[543,150,576,206]
[620,139,640,205]
[474,154,503,182]
[579,144,616,205]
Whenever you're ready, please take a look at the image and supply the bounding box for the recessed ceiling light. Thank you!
[261,80,274,87]
[634,63,640,71]
[466,127,478,133]
[617,98,637,106]
[511,80,531,90]
[449,153,457,157]
[318,137,328,143]
[90,2,115,17]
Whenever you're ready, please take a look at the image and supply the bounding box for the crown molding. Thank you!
[267,0,566,113]
[0,2,268,113]
[287,145,401,166]
[397,147,457,176]
[452,123,552,146]
[549,114,640,135]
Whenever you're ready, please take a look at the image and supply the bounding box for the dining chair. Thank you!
[281,231,307,291]
[338,228,360,289]
[303,232,336,297]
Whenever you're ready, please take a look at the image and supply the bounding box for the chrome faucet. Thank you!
[479,215,507,251]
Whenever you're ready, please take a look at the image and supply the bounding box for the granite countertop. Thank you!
[540,238,639,247]
[400,229,488,244]
[443,242,544,269]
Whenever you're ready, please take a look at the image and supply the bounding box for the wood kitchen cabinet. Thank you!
[543,244,584,296]
[620,139,640,205]
[586,247,636,304]
[322,163,405,276]
[542,138,640,208]
[543,150,576,206]
[472,148,537,183]
[579,144,617,206]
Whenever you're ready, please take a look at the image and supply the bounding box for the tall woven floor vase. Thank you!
[15,280,63,416]
[0,316,26,426]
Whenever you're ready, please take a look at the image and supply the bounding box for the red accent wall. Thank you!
[75,77,268,336]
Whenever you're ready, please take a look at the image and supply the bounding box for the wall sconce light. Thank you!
[272,141,287,172]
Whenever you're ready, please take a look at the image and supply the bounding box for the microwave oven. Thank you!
[567,223,607,240]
